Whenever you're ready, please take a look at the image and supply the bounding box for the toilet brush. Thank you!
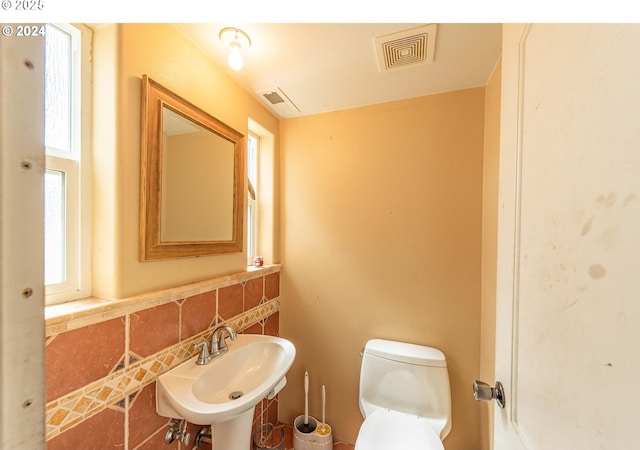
[317,385,331,436]
[297,371,315,433]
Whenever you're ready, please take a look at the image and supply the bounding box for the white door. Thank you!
[494,24,640,449]
[0,33,46,448]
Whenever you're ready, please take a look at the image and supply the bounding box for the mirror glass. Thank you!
[140,75,245,261]
[161,106,235,241]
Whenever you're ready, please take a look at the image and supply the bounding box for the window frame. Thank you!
[44,23,92,305]
[247,132,259,264]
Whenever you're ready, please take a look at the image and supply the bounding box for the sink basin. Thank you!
[156,334,296,426]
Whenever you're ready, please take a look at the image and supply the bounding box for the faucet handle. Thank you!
[194,341,212,365]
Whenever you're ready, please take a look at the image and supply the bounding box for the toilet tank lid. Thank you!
[364,339,447,367]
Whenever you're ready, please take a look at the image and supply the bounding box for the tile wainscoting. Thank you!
[44,266,282,449]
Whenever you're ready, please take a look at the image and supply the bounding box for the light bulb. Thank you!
[227,44,243,71]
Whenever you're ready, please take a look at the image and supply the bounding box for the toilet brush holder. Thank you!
[293,416,332,450]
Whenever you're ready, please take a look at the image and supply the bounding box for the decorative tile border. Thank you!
[45,298,280,441]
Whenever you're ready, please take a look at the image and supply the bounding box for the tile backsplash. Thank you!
[45,267,281,449]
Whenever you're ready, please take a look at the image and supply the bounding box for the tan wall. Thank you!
[279,88,486,448]
[92,23,279,299]
[479,59,502,450]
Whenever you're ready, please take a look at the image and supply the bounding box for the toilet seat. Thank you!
[355,409,444,450]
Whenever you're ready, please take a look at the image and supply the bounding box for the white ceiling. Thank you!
[173,23,503,119]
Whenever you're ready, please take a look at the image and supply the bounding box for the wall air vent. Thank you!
[257,87,301,119]
[374,24,437,72]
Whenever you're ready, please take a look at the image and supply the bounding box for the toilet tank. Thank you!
[359,339,452,437]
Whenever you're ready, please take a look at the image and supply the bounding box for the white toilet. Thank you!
[355,339,452,450]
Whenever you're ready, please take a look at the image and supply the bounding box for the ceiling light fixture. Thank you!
[219,27,251,71]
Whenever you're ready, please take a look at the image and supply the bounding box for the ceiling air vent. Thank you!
[375,24,437,72]
[257,87,301,119]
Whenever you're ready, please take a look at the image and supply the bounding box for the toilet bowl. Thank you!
[355,339,452,450]
[355,410,444,450]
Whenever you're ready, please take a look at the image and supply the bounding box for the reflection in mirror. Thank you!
[161,106,235,241]
[139,75,245,261]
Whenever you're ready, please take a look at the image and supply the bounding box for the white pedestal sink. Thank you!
[156,334,296,450]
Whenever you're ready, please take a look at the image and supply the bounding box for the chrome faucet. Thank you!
[211,325,237,356]
[193,325,238,365]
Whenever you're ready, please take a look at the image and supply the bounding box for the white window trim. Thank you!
[247,132,259,264]
[45,23,92,305]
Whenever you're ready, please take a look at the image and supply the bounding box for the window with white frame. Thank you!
[247,133,258,262]
[44,23,92,304]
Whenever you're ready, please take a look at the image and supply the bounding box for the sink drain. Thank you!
[229,391,244,400]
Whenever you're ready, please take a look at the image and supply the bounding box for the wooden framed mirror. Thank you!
[139,75,245,261]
